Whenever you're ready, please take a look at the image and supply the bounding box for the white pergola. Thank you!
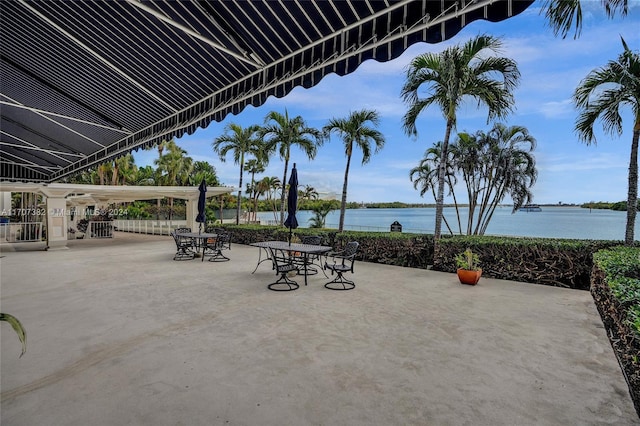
[0,182,235,248]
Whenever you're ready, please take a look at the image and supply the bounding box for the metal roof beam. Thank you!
[126,0,263,68]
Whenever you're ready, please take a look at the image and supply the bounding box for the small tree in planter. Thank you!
[455,248,482,285]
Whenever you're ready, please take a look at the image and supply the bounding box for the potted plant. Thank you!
[455,248,482,285]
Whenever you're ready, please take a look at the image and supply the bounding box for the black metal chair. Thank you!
[171,231,195,261]
[267,247,299,291]
[324,241,359,290]
[206,230,231,262]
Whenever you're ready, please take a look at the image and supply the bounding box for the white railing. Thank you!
[0,222,44,242]
[113,219,188,236]
[88,220,114,238]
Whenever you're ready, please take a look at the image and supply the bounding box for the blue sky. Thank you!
[134,0,639,205]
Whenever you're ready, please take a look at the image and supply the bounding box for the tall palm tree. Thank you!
[409,143,459,235]
[401,34,520,241]
[574,38,640,245]
[453,124,537,235]
[261,110,323,225]
[113,154,137,185]
[155,140,193,220]
[259,176,282,221]
[189,161,219,187]
[541,0,629,39]
[213,123,262,225]
[96,162,112,185]
[323,109,385,232]
[244,156,267,222]
[152,141,167,221]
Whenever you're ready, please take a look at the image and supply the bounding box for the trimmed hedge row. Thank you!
[220,225,628,289]
[591,246,640,417]
[433,236,628,290]
[220,225,434,269]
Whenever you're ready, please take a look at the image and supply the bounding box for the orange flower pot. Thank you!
[457,268,482,285]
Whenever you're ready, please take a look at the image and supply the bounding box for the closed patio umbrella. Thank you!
[196,178,207,233]
[284,163,299,245]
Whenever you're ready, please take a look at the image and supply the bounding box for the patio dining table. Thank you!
[250,240,332,286]
[181,232,218,262]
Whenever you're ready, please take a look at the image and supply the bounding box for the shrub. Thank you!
[591,246,640,416]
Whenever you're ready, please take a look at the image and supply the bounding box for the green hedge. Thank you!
[433,236,627,290]
[219,225,434,270]
[593,247,640,335]
[221,225,630,290]
[591,246,640,417]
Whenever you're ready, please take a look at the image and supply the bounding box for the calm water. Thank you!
[257,206,638,241]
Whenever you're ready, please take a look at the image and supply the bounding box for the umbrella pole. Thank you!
[288,226,292,246]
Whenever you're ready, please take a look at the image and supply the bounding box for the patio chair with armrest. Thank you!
[324,241,359,290]
[171,231,196,261]
[267,247,300,291]
[207,230,231,262]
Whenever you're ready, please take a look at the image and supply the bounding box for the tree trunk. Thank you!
[625,125,639,245]
[236,155,244,225]
[280,154,289,226]
[339,151,352,232]
[219,195,224,224]
[434,119,454,241]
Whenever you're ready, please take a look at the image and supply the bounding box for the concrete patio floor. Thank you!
[1,232,637,425]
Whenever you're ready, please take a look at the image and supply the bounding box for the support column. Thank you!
[46,196,68,250]
[186,199,197,232]
[41,187,73,250]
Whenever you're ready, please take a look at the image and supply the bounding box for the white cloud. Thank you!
[537,99,574,118]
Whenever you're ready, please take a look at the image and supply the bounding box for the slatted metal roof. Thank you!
[0,0,533,183]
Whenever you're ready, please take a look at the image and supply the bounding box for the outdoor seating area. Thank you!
[1,232,637,425]
[169,227,233,263]
[250,239,334,291]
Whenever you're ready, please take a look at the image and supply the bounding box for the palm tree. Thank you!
[135,165,157,186]
[258,176,282,221]
[189,161,219,187]
[541,0,629,39]
[96,162,112,185]
[244,156,267,222]
[300,185,319,201]
[323,109,385,232]
[113,154,137,185]
[401,34,520,241]
[308,201,334,229]
[261,110,323,225]
[573,38,639,245]
[213,123,262,225]
[152,140,167,221]
[409,143,458,235]
[155,140,193,220]
[453,124,537,235]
